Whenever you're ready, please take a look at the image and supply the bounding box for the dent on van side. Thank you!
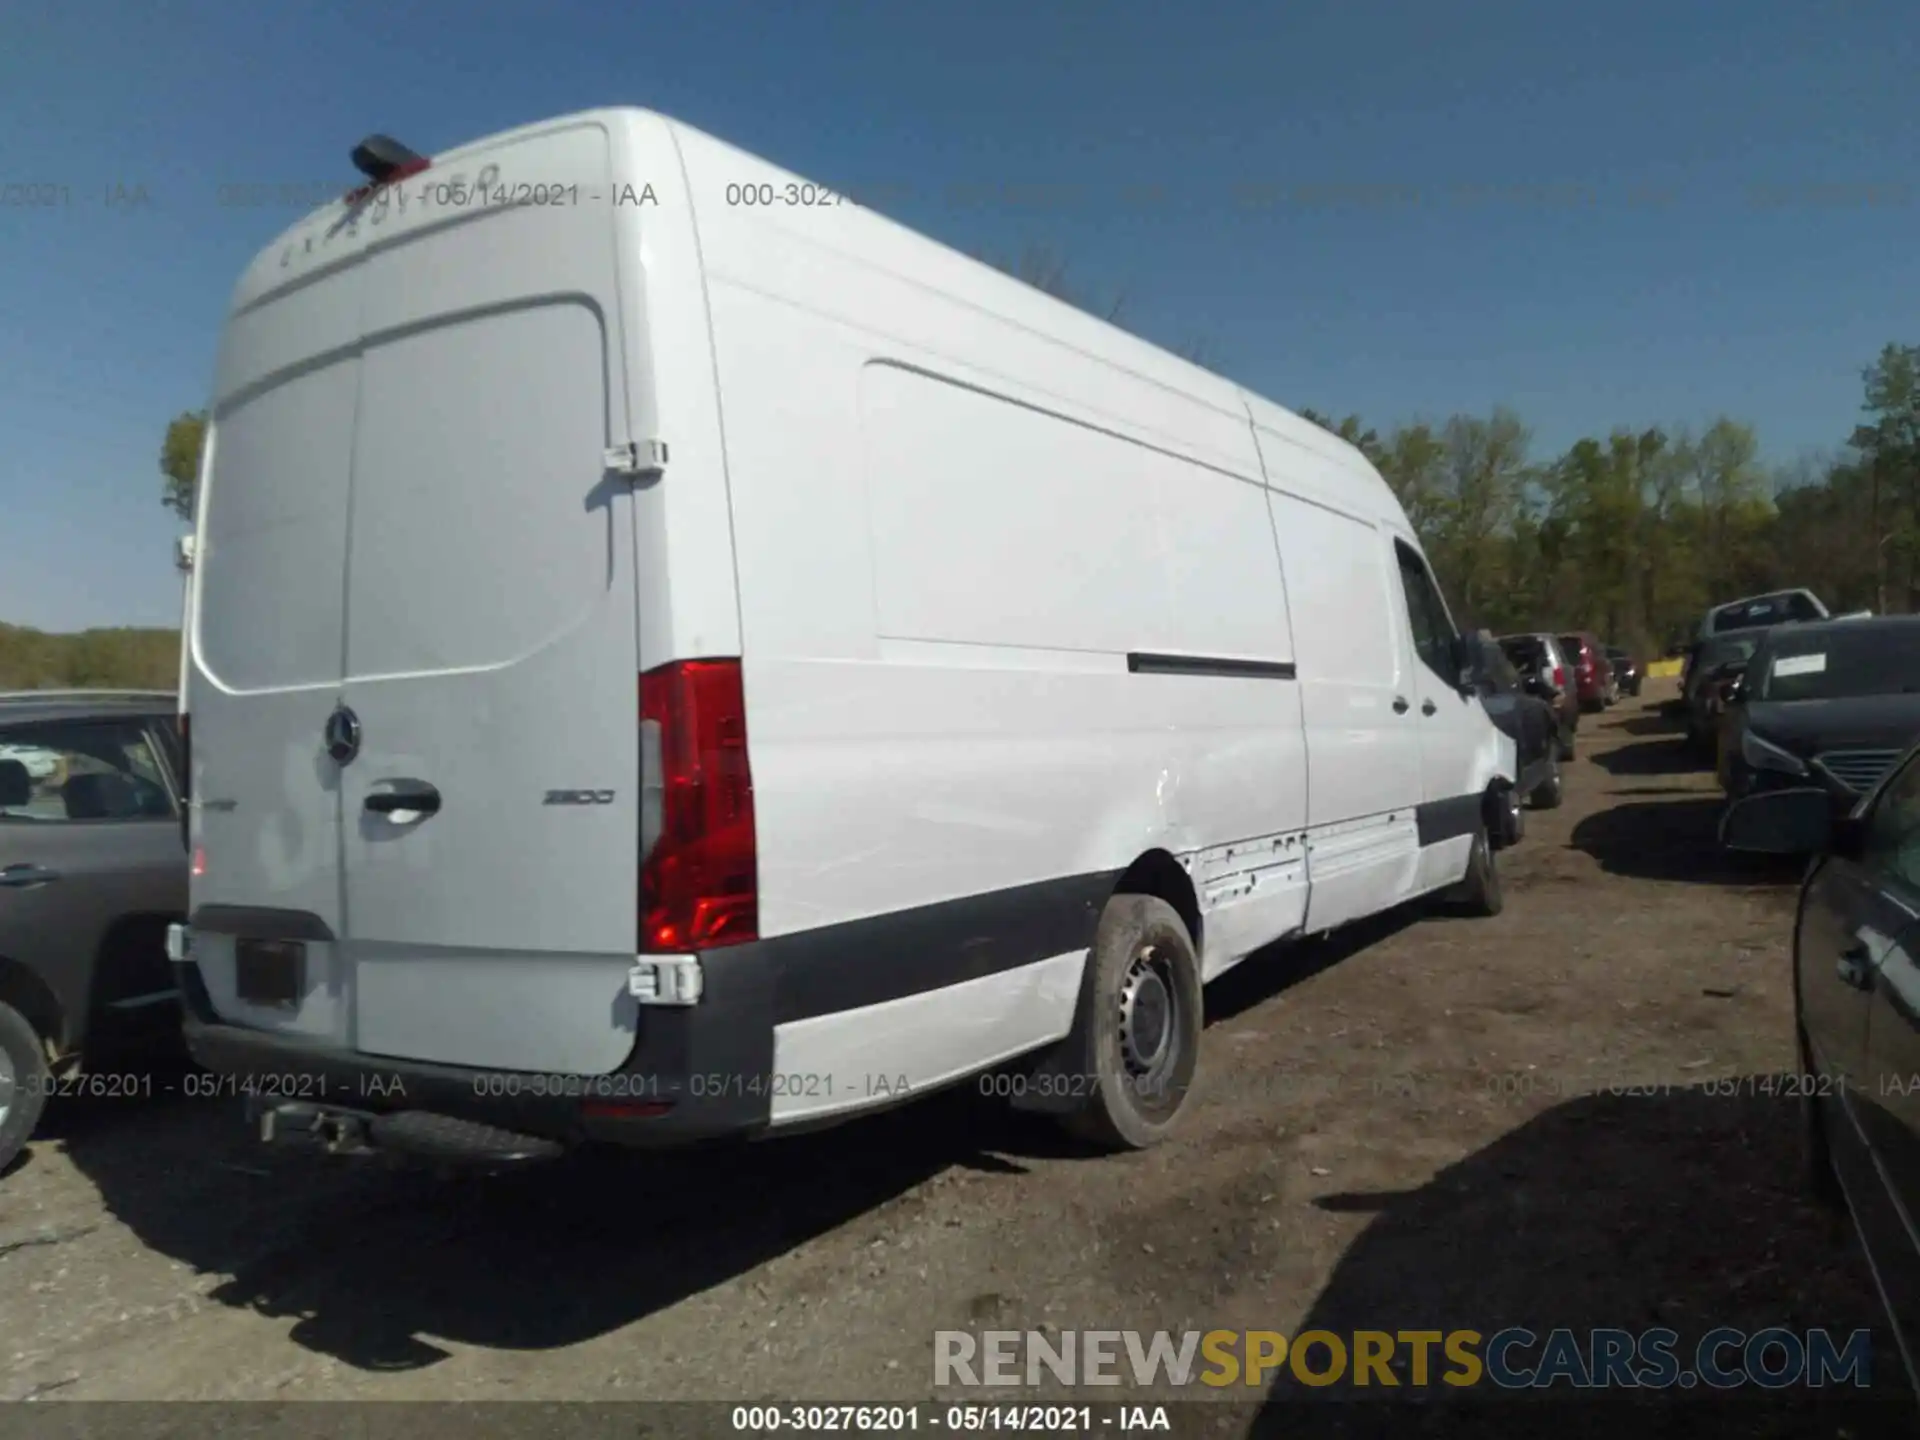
[169,108,1516,1169]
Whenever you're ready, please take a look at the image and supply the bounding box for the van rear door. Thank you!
[337,132,642,1076]
[189,273,364,1043]
[194,121,643,1077]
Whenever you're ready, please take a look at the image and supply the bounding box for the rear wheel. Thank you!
[1529,757,1564,810]
[1439,827,1503,917]
[1057,894,1203,1151]
[0,1000,48,1177]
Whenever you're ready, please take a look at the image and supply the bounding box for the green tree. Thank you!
[1851,343,1920,612]
[161,410,206,520]
[1433,409,1531,624]
[1299,409,1387,469]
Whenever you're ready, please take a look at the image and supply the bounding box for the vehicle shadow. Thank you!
[1209,906,1422,1026]
[46,1070,1056,1369]
[46,910,1416,1372]
[1248,1082,1904,1436]
[1591,739,1701,778]
[1569,800,1803,886]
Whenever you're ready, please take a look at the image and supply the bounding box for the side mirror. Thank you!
[1722,672,1748,704]
[1719,787,1842,855]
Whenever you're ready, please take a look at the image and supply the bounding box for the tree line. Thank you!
[1297,342,1916,655]
[0,623,179,691]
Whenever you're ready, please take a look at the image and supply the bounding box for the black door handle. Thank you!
[1839,943,1873,991]
[0,863,59,888]
[1422,699,1438,716]
[1392,696,1410,714]
[365,786,441,818]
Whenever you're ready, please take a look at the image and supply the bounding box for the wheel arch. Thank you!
[1112,848,1202,955]
[0,954,68,1057]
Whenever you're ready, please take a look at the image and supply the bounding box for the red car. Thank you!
[1557,632,1617,712]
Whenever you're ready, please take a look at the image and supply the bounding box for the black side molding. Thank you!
[1415,792,1484,847]
[1127,652,1297,680]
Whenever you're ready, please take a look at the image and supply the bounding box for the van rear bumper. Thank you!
[172,949,778,1149]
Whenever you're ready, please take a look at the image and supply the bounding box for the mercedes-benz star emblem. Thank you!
[324,705,362,765]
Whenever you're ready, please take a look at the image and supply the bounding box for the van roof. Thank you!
[228,106,1399,518]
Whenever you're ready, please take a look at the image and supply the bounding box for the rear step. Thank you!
[248,1099,564,1167]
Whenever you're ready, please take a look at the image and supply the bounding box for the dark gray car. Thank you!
[1724,749,1920,1396]
[0,691,186,1172]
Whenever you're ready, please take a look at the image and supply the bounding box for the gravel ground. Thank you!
[0,682,1903,1432]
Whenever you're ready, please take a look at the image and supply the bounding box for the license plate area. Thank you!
[235,939,305,1009]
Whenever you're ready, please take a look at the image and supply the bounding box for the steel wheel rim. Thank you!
[0,1045,13,1129]
[1119,943,1181,1093]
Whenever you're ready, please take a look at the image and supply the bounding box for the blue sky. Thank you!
[3,0,1915,631]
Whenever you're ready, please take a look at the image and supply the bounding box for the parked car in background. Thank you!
[1605,646,1642,698]
[0,691,186,1174]
[1721,753,1920,1381]
[1497,633,1578,760]
[1472,635,1563,810]
[1683,591,1829,692]
[1558,632,1615,712]
[0,742,63,783]
[1715,616,1920,821]
[1696,588,1829,643]
[1682,630,1768,757]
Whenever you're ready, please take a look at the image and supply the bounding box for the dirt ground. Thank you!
[0,682,1905,1428]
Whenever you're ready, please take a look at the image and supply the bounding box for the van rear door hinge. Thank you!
[604,439,668,477]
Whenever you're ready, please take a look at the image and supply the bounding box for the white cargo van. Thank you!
[168,110,1516,1163]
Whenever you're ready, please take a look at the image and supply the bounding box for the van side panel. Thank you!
[685,123,1314,1104]
[1264,484,1422,931]
[701,280,1308,932]
[611,112,743,668]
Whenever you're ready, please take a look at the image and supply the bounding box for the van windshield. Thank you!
[1760,628,1920,702]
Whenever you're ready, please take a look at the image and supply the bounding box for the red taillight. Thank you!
[639,659,758,952]
[1552,665,1566,690]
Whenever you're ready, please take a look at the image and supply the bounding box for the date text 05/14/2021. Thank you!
[730,1404,1173,1432]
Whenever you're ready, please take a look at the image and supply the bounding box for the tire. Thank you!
[1797,1021,1845,1212]
[0,1000,48,1177]
[1056,894,1204,1151]
[1529,757,1564,810]
[1439,826,1503,917]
